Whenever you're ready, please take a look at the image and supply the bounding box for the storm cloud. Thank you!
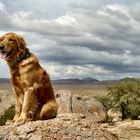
[0,0,140,80]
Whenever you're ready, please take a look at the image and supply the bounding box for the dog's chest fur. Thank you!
[10,55,38,90]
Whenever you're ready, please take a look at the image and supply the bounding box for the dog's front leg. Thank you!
[14,87,36,125]
[13,93,22,121]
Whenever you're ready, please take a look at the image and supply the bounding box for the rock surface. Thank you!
[56,90,72,114]
[101,120,140,140]
[107,109,122,122]
[56,90,107,122]
[0,113,117,140]
[0,90,14,116]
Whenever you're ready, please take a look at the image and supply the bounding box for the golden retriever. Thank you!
[0,32,58,125]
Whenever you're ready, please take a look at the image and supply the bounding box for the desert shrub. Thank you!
[96,96,112,111]
[0,106,15,125]
[107,78,140,120]
[96,96,114,123]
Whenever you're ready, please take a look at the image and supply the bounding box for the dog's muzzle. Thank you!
[0,45,13,59]
[0,45,4,52]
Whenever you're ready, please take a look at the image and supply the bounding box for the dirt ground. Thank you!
[0,82,108,97]
[53,84,108,96]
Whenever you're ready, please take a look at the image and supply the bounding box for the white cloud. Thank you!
[41,63,111,80]
[106,4,129,16]
[55,15,77,26]
[0,2,5,12]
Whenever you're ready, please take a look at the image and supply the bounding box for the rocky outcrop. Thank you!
[56,90,107,122]
[0,90,14,116]
[107,109,122,122]
[56,90,72,113]
[0,113,118,140]
[101,120,140,140]
[72,95,106,122]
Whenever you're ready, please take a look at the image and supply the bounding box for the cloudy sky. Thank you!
[0,0,140,80]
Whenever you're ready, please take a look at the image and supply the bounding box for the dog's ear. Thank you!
[16,35,28,51]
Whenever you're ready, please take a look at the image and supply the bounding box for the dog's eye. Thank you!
[9,39,13,41]
[0,38,3,41]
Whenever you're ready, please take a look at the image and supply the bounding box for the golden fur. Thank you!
[0,33,58,125]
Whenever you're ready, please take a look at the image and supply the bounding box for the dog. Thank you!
[0,32,58,125]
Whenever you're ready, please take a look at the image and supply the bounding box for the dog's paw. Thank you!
[5,120,14,125]
[14,117,33,126]
[14,118,26,126]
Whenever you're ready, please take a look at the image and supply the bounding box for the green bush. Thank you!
[96,96,112,111]
[0,106,15,125]
[107,78,140,120]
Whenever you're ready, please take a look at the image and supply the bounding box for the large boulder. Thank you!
[0,113,118,140]
[56,90,107,122]
[56,90,72,114]
[72,95,107,122]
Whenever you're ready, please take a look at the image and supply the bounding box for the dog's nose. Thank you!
[0,45,4,50]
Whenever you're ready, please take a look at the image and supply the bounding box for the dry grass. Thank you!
[0,83,108,97]
[53,84,107,97]
[0,84,12,93]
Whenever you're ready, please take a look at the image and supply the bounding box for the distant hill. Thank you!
[1,77,136,85]
[52,78,118,85]
[119,77,140,82]
[52,78,99,85]
[0,78,10,84]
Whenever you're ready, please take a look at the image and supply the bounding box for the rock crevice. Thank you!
[56,90,107,122]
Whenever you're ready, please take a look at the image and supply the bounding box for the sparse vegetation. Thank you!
[0,106,15,125]
[95,96,112,111]
[1,77,140,125]
[107,78,140,120]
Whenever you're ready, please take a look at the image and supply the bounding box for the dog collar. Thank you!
[16,51,31,64]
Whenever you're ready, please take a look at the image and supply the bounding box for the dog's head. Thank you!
[0,32,29,62]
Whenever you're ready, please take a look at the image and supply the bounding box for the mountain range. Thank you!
[52,78,118,85]
[0,78,10,84]
[0,77,133,85]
